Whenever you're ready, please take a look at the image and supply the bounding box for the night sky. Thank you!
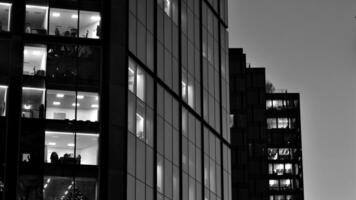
[228,0,356,199]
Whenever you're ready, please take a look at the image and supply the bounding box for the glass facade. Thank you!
[128,0,231,200]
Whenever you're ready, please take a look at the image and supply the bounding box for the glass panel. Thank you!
[273,164,284,175]
[45,131,75,164]
[49,8,78,37]
[22,87,45,119]
[269,179,279,189]
[25,5,48,34]
[268,148,278,160]
[43,176,97,200]
[76,133,99,165]
[76,92,99,122]
[136,67,145,102]
[23,44,47,76]
[79,11,101,39]
[77,45,100,86]
[46,90,76,120]
[0,2,11,32]
[0,85,7,116]
[47,44,77,84]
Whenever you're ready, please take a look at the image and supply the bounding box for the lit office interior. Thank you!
[25,5,101,39]
[45,131,98,165]
[23,45,47,76]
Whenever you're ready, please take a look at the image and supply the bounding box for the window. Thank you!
[269,179,278,189]
[76,91,99,122]
[43,176,97,199]
[45,131,98,165]
[0,85,7,116]
[0,2,11,32]
[46,90,99,121]
[46,90,76,120]
[22,87,45,119]
[79,11,101,39]
[267,118,277,129]
[278,118,289,128]
[23,44,47,76]
[49,8,78,37]
[25,5,48,34]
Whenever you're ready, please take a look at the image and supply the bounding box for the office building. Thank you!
[0,0,231,200]
[229,48,268,200]
[229,48,304,200]
[266,92,304,200]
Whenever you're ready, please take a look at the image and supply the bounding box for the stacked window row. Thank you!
[266,99,299,110]
[268,148,300,161]
[269,195,297,200]
[182,108,202,200]
[0,3,101,38]
[202,3,221,132]
[220,25,230,142]
[181,0,201,113]
[268,163,300,176]
[157,0,179,94]
[267,118,297,129]
[269,179,300,191]
[23,44,100,86]
[223,144,232,200]
[203,128,222,200]
[129,0,154,71]
[157,84,180,200]
[127,59,155,200]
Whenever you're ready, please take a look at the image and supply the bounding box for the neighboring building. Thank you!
[266,92,304,200]
[229,48,304,200]
[0,0,231,200]
[229,48,268,200]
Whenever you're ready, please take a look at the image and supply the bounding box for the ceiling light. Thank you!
[90,16,101,21]
[72,103,80,107]
[77,95,84,99]
[26,5,48,10]
[23,104,32,110]
[0,85,8,89]
[52,12,60,17]
[48,142,56,146]
[56,93,64,98]
[23,87,45,91]
[53,101,61,106]
[43,184,48,189]
[91,104,98,108]
[67,143,74,147]
[71,14,78,19]
[0,3,11,7]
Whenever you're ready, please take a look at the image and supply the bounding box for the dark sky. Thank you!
[228,0,356,199]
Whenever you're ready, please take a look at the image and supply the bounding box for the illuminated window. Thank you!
[269,179,279,189]
[22,87,45,119]
[0,2,12,32]
[280,179,292,189]
[79,11,101,39]
[278,118,289,128]
[49,8,78,37]
[46,90,76,120]
[25,5,48,34]
[0,85,7,116]
[45,131,98,165]
[23,44,47,76]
